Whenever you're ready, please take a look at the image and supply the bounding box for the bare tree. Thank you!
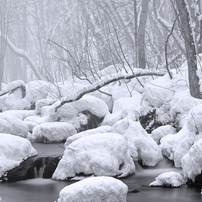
[176,0,202,98]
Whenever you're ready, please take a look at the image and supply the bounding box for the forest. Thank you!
[1,0,202,202]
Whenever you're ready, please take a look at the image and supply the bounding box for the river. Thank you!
[0,143,201,202]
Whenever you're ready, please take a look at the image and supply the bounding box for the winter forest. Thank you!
[1,0,202,201]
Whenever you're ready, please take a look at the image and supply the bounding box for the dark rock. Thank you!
[139,109,163,134]
[43,156,62,178]
[77,110,104,132]
[1,156,62,182]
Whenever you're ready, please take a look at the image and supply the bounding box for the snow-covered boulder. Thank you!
[2,81,30,111]
[48,95,109,122]
[151,125,176,144]
[24,115,48,124]
[53,133,135,180]
[2,110,35,120]
[25,80,56,103]
[0,133,37,177]
[65,125,111,147]
[0,114,29,138]
[112,94,141,120]
[32,122,77,143]
[161,104,202,167]
[112,118,162,166]
[35,99,53,115]
[149,171,184,187]
[57,176,128,202]
[170,90,202,129]
[182,138,202,181]
[101,110,127,126]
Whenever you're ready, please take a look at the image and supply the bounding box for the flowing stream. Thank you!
[0,143,201,202]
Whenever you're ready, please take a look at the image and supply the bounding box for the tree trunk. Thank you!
[176,0,202,99]
[138,0,149,69]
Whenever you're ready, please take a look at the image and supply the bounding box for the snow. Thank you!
[52,133,135,180]
[161,104,202,167]
[101,110,127,126]
[0,133,37,177]
[24,115,48,124]
[3,88,30,111]
[48,95,109,122]
[25,80,56,103]
[170,90,202,129]
[0,114,29,138]
[32,122,77,143]
[151,125,176,144]
[57,176,128,202]
[149,171,184,187]
[65,125,111,146]
[112,93,142,120]
[2,110,35,120]
[182,138,202,181]
[112,118,162,166]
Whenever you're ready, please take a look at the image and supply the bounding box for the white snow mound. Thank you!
[65,125,111,147]
[32,122,77,143]
[0,133,37,177]
[151,125,176,144]
[149,171,184,187]
[57,176,128,202]
[53,133,135,180]
[182,138,202,181]
[112,118,162,166]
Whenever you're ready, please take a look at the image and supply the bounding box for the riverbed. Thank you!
[0,143,201,202]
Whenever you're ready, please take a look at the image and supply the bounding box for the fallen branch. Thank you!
[55,70,165,112]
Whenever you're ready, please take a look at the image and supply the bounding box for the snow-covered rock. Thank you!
[32,122,77,143]
[24,115,48,124]
[57,176,128,202]
[0,133,37,177]
[112,94,141,120]
[48,95,109,122]
[25,80,56,103]
[101,110,127,126]
[53,133,135,180]
[182,138,202,181]
[170,90,202,129]
[149,171,184,187]
[151,125,176,144]
[0,114,29,138]
[35,99,53,115]
[161,104,202,167]
[2,110,35,120]
[3,85,30,111]
[112,118,162,166]
[65,125,111,147]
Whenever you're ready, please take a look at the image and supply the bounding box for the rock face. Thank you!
[1,156,61,182]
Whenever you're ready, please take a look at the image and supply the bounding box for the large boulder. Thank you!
[52,133,135,180]
[112,118,162,166]
[0,133,37,178]
[0,114,29,138]
[57,176,128,202]
[32,122,77,143]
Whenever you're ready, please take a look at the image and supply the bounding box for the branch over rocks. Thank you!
[55,70,165,112]
[0,80,26,97]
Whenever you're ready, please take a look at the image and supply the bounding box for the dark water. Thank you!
[0,143,202,202]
